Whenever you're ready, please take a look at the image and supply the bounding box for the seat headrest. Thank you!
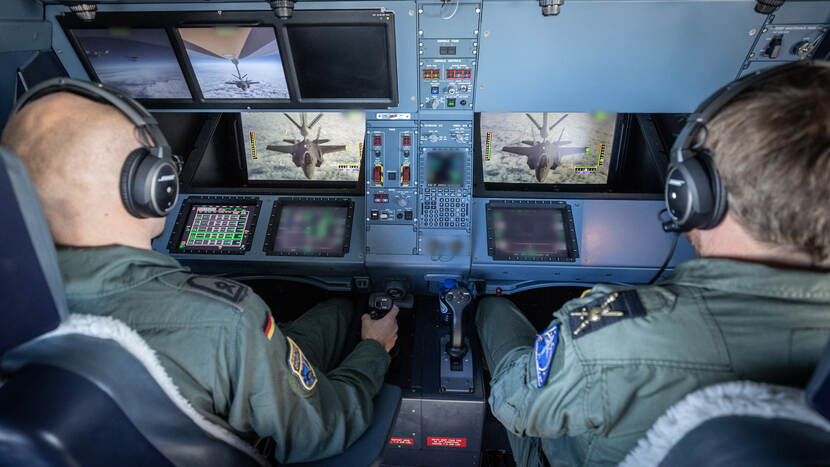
[0,146,67,355]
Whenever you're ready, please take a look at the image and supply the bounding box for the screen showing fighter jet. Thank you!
[178,26,289,99]
[71,28,191,99]
[266,200,353,257]
[480,112,617,185]
[486,203,578,262]
[242,112,365,182]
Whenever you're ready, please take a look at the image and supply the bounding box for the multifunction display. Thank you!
[264,198,354,257]
[486,201,579,262]
[480,112,617,185]
[170,198,261,254]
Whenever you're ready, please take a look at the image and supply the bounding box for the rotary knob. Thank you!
[429,97,440,109]
[396,195,408,207]
[428,132,439,143]
[447,83,457,94]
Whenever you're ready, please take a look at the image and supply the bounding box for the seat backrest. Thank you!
[807,337,830,420]
[0,146,66,355]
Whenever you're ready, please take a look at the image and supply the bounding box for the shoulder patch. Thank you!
[568,290,646,338]
[534,323,559,389]
[181,275,251,312]
[286,337,318,394]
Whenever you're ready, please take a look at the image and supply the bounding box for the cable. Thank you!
[649,231,680,285]
[441,0,460,20]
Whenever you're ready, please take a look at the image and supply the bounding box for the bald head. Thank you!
[1,92,165,248]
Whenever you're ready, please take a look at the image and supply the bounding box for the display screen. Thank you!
[177,203,257,252]
[488,205,576,261]
[426,151,464,185]
[242,112,365,182]
[287,24,392,99]
[71,28,191,99]
[271,204,350,256]
[480,112,617,185]
[179,26,289,99]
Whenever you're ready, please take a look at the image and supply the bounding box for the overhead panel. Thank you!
[475,0,767,113]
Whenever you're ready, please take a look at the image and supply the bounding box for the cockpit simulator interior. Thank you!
[2,1,829,466]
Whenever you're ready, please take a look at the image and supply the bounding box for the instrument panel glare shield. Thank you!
[263,198,354,257]
[485,201,579,262]
[168,197,262,255]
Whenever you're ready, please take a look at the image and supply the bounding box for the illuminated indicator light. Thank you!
[373,135,383,146]
[402,135,411,146]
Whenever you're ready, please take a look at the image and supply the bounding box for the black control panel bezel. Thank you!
[263,197,355,257]
[167,196,262,255]
[485,200,579,262]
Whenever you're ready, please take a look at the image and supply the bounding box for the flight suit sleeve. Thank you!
[225,295,391,464]
[487,285,626,439]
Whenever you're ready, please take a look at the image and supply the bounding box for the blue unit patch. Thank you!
[534,323,559,389]
[287,337,318,392]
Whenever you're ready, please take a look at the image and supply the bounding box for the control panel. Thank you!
[418,121,473,232]
[749,24,828,62]
[366,124,419,226]
[418,3,481,111]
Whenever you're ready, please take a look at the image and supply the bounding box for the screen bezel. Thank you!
[262,197,355,257]
[233,112,367,191]
[58,9,398,109]
[473,112,631,198]
[166,196,262,255]
[485,200,579,262]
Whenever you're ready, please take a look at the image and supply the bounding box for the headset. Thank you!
[10,78,179,219]
[664,60,830,233]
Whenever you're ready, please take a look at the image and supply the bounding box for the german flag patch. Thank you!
[287,337,318,393]
[263,314,276,340]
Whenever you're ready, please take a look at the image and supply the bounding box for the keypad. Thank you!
[421,186,469,228]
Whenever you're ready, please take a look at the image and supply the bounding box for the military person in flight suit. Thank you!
[1,89,399,464]
[477,63,830,466]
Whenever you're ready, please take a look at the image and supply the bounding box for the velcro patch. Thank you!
[287,337,318,393]
[568,290,646,338]
[534,323,559,389]
[181,276,250,312]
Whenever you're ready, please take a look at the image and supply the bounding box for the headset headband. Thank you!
[671,60,830,163]
[12,78,170,160]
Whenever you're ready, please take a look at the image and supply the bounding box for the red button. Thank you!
[401,166,410,183]
[373,166,383,183]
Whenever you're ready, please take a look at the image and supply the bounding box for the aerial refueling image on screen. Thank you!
[273,205,349,256]
[243,112,365,181]
[490,207,570,261]
[481,112,617,184]
[72,28,191,99]
[179,27,289,99]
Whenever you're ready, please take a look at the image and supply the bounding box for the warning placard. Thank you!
[389,437,415,446]
[427,437,467,448]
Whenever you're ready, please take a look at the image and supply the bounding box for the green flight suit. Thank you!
[57,246,391,464]
[477,258,830,466]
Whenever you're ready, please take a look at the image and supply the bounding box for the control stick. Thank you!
[441,286,472,358]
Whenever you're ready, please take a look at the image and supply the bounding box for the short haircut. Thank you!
[706,64,830,263]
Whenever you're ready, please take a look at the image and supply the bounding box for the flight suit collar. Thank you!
[664,258,830,302]
[57,246,188,299]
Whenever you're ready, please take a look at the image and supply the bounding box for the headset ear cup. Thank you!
[700,152,728,229]
[120,149,145,218]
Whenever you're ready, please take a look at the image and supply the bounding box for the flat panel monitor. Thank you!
[263,199,354,257]
[480,112,617,185]
[286,24,393,100]
[486,201,579,262]
[70,28,191,99]
[179,26,289,99]
[426,151,465,185]
[169,198,261,254]
[241,112,365,183]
